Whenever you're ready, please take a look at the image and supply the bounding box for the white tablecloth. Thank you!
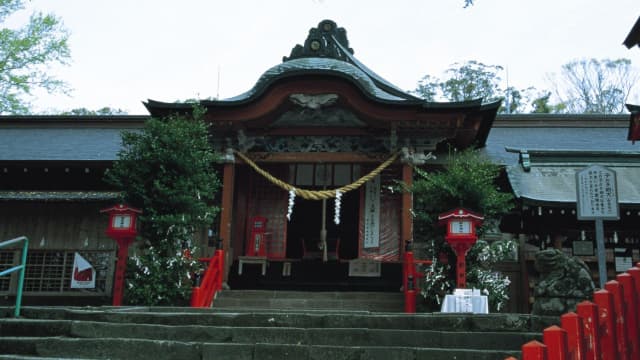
[440,294,489,314]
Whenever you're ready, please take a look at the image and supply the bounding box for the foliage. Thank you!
[548,58,638,113]
[466,239,516,311]
[414,60,541,114]
[413,58,639,114]
[415,61,504,103]
[410,148,514,312]
[61,107,128,115]
[412,148,512,239]
[529,91,566,114]
[105,107,221,305]
[0,0,70,114]
[419,259,453,310]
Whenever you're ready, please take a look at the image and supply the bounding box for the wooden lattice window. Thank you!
[288,163,361,187]
[21,250,112,295]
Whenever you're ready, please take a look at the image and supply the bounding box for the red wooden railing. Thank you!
[506,262,640,360]
[190,249,225,308]
[403,249,431,313]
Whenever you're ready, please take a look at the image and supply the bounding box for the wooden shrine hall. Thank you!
[144,20,500,289]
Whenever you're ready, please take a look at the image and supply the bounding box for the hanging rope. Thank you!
[234,150,400,200]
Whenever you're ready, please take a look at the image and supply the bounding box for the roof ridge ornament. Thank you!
[283,20,354,62]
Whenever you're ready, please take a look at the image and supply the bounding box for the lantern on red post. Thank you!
[438,207,484,289]
[100,204,142,306]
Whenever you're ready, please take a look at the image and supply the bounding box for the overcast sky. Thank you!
[15,0,640,114]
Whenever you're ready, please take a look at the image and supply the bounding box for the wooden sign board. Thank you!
[576,165,620,220]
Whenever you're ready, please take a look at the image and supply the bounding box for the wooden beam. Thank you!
[219,162,235,283]
[401,163,413,256]
[238,152,391,164]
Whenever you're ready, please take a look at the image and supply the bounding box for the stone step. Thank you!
[0,306,555,360]
[216,290,404,300]
[0,356,86,360]
[213,290,405,312]
[0,319,540,350]
[4,306,557,333]
[0,337,521,360]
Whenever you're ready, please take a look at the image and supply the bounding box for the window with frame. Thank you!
[2,250,113,295]
[0,251,14,292]
[288,163,361,187]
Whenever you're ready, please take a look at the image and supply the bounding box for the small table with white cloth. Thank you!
[440,289,489,314]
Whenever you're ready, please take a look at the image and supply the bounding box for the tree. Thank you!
[548,58,638,113]
[104,107,221,305]
[410,148,514,311]
[61,107,128,115]
[529,91,566,114]
[415,61,504,103]
[0,0,70,114]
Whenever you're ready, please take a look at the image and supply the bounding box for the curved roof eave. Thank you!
[332,34,422,102]
[220,57,419,105]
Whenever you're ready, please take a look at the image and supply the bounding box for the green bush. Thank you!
[105,107,221,306]
[410,148,515,312]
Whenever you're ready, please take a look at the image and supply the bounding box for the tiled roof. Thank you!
[504,150,640,205]
[484,114,633,165]
[0,116,144,161]
[0,191,121,201]
[0,114,636,163]
[225,57,417,103]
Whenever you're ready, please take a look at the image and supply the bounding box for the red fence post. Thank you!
[561,312,585,360]
[522,340,548,360]
[628,266,640,333]
[617,273,639,360]
[543,325,569,360]
[404,251,416,313]
[604,280,629,360]
[216,249,224,293]
[593,289,618,360]
[190,286,201,307]
[576,300,600,360]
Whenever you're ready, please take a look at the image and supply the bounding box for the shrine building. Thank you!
[143,19,500,288]
[2,20,639,311]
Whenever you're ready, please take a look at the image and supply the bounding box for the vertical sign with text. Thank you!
[576,165,619,221]
[575,165,619,288]
[363,174,381,249]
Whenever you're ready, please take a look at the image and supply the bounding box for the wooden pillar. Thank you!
[401,163,413,255]
[219,162,235,283]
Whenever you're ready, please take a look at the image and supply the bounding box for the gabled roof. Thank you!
[144,20,501,150]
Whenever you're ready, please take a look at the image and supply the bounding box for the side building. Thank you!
[0,115,145,304]
[486,114,640,312]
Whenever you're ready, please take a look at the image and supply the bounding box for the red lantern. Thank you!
[100,204,142,306]
[438,207,484,289]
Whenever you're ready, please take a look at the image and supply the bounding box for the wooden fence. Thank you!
[506,262,640,360]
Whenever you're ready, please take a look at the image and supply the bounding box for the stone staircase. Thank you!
[212,290,405,312]
[0,291,557,360]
